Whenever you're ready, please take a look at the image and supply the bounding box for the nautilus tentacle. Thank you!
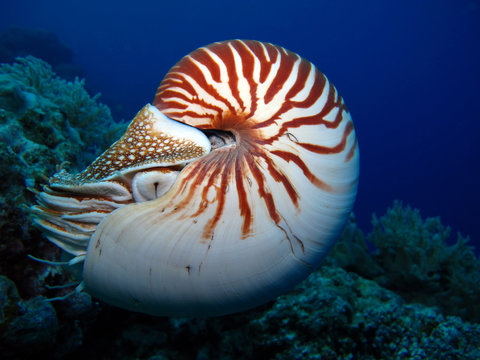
[32,40,359,317]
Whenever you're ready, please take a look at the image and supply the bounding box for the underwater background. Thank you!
[0,0,479,359]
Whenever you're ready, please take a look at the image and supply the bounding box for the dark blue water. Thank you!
[1,0,479,248]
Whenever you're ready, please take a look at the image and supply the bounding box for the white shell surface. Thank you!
[131,169,180,202]
[82,40,359,317]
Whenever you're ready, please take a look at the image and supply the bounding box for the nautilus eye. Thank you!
[31,40,359,317]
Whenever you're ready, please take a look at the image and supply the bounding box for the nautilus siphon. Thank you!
[31,40,359,317]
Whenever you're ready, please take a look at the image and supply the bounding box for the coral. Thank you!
[0,56,124,157]
[2,263,480,359]
[248,266,480,360]
[328,213,384,279]
[31,266,478,360]
[0,273,98,359]
[329,201,480,322]
[0,56,126,298]
[0,275,58,357]
[367,201,480,322]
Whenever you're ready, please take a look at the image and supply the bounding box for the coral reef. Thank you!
[0,56,126,298]
[368,201,480,321]
[0,275,97,359]
[330,201,480,322]
[0,276,58,357]
[3,266,478,359]
[248,266,480,360]
[1,57,479,359]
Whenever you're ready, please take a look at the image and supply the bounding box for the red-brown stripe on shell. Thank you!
[32,40,359,317]
[153,39,358,241]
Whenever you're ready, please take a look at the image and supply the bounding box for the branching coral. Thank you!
[328,213,383,279]
[0,56,125,161]
[330,201,480,322]
[367,201,480,321]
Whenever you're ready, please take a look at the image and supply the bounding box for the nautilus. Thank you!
[31,40,359,317]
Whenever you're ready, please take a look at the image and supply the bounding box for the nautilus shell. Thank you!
[31,40,359,317]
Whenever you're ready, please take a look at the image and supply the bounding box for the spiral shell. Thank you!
[31,40,359,317]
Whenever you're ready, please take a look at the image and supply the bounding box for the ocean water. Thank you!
[0,1,480,358]
[1,0,478,247]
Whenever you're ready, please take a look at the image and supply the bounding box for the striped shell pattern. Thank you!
[31,40,359,316]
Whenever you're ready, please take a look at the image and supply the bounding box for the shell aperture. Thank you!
[31,40,359,317]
